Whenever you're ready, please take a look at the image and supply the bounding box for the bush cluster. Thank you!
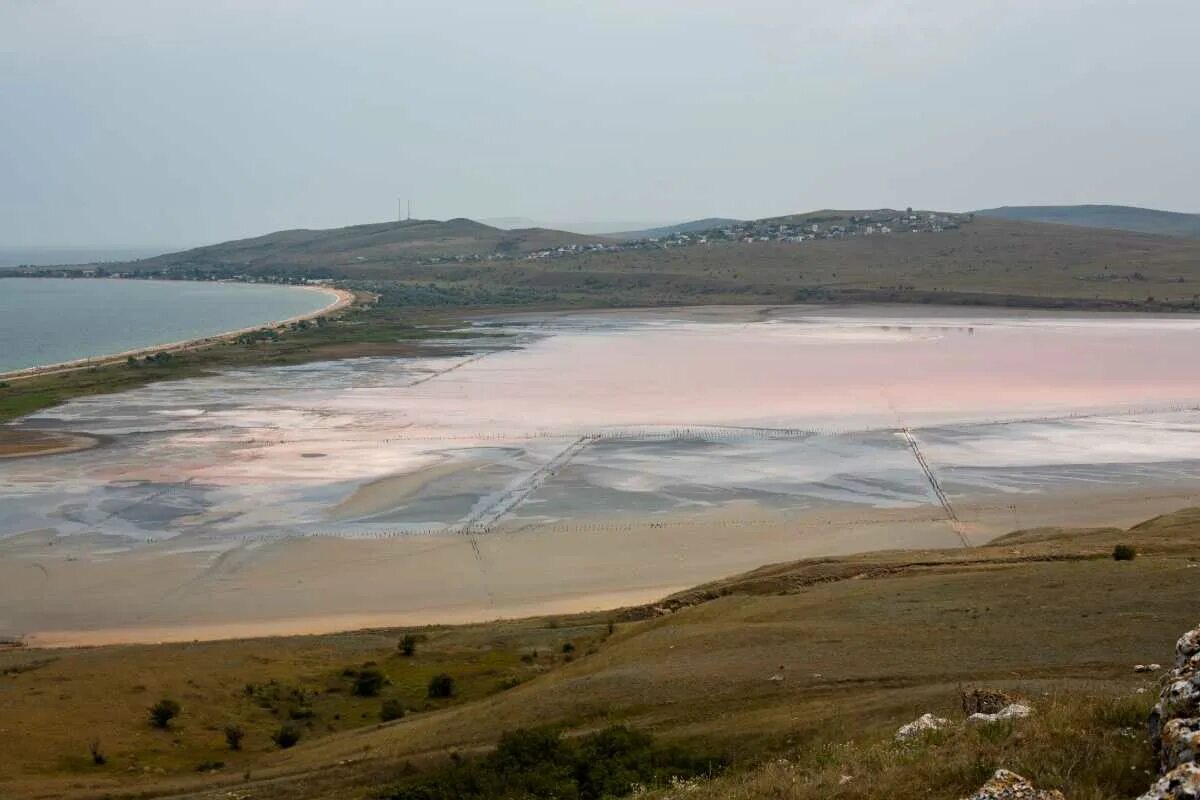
[379,725,721,800]
[1112,544,1137,561]
[427,673,455,699]
[149,698,181,729]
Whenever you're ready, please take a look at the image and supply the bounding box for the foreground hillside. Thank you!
[3,508,1199,799]
[978,204,1200,240]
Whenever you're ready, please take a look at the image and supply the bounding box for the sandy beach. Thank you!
[4,478,1197,648]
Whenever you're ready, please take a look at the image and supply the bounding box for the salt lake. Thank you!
[2,305,1199,643]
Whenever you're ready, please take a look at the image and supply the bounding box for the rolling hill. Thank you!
[976,204,1200,239]
[80,209,1200,312]
[122,218,607,276]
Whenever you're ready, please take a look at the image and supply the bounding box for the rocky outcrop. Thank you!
[1161,719,1200,775]
[1141,622,1200,799]
[961,769,1065,800]
[1140,764,1200,800]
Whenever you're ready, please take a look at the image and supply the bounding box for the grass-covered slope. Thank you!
[3,509,1198,799]
[125,218,606,275]
[977,204,1200,239]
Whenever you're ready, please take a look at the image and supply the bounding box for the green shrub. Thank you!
[562,642,576,654]
[378,725,722,800]
[381,699,406,722]
[224,724,245,751]
[427,673,455,699]
[1113,544,1137,561]
[149,698,181,728]
[399,634,418,657]
[352,667,389,697]
[272,724,301,749]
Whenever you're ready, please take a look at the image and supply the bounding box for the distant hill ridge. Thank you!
[603,218,743,241]
[125,218,606,274]
[976,204,1200,239]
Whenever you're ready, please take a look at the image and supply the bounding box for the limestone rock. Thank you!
[895,712,950,742]
[961,768,1065,800]
[1178,629,1200,669]
[1161,718,1200,772]
[1152,673,1200,744]
[1138,763,1200,800]
[967,703,1034,726]
[1141,624,1200,798]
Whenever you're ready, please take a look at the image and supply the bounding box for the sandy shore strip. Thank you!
[0,430,101,459]
[5,481,1197,649]
[0,283,354,383]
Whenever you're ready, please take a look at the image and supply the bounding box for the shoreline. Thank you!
[7,483,1197,650]
[19,586,681,649]
[0,430,102,459]
[0,282,354,383]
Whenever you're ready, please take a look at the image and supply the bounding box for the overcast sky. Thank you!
[2,0,1198,247]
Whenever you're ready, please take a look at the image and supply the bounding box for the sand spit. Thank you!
[0,430,100,459]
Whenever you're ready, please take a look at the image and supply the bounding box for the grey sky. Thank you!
[2,0,1198,248]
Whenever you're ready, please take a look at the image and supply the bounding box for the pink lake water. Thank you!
[3,305,1200,545]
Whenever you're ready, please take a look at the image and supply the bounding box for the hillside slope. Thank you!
[5,508,1199,799]
[63,211,1200,311]
[125,218,605,275]
[977,204,1200,239]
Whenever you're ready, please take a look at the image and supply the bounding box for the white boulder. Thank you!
[967,703,1034,726]
[895,712,950,742]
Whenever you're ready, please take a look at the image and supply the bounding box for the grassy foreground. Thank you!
[3,509,1198,799]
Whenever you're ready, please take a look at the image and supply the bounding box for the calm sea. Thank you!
[0,278,332,372]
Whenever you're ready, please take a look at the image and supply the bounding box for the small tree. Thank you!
[224,724,245,751]
[89,739,106,765]
[380,698,405,722]
[352,668,388,697]
[149,698,181,729]
[1113,544,1137,561]
[272,724,301,749]
[427,673,455,699]
[562,642,576,654]
[399,634,418,657]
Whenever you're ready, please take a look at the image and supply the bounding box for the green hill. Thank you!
[976,204,1200,239]
[124,218,607,276]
